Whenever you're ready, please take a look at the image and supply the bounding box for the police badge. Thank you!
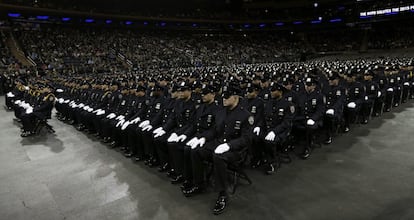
[248,116,254,125]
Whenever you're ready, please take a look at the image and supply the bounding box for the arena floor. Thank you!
[1,97,414,220]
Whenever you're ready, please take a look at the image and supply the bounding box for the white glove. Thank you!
[116,115,125,120]
[265,131,276,141]
[83,106,89,111]
[78,103,85,108]
[176,134,187,142]
[139,120,150,128]
[142,125,153,131]
[14,100,21,105]
[326,109,334,115]
[214,143,230,154]
[56,89,64,93]
[387,88,394,92]
[364,96,368,101]
[347,102,356,109]
[307,119,315,126]
[6,92,15,98]
[107,113,116,119]
[186,137,199,148]
[197,137,206,148]
[154,129,166,138]
[253,127,261,136]
[96,110,105,116]
[116,119,125,127]
[131,117,141,124]
[93,109,100,113]
[64,100,70,103]
[87,108,93,112]
[153,127,163,134]
[121,121,130,130]
[377,91,382,97]
[25,107,33,114]
[404,82,410,86]
[167,133,178,142]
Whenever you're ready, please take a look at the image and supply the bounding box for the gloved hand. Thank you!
[116,115,124,120]
[326,109,334,115]
[64,100,70,103]
[25,107,33,114]
[142,125,153,131]
[265,131,276,141]
[116,119,125,127]
[214,143,230,154]
[253,127,261,136]
[347,102,356,109]
[131,117,141,124]
[139,120,150,128]
[87,108,93,112]
[154,128,166,138]
[404,82,410,86]
[307,119,315,126]
[197,137,206,148]
[56,89,64,93]
[176,134,187,142]
[186,137,199,149]
[364,96,368,101]
[14,100,21,105]
[387,88,394,92]
[377,91,382,97]
[167,133,178,142]
[96,110,105,116]
[78,103,85,108]
[121,121,130,130]
[6,92,15,98]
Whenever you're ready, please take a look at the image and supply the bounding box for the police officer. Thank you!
[293,77,325,159]
[344,72,365,132]
[262,82,295,174]
[323,72,345,144]
[361,70,380,124]
[183,83,252,215]
[180,83,220,192]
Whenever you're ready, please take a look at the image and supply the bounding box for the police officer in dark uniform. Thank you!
[293,77,325,159]
[323,72,345,144]
[183,83,252,215]
[180,83,220,192]
[262,82,295,174]
[344,72,365,132]
[361,70,380,124]
[242,83,265,168]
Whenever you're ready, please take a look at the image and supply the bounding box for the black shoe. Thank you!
[180,180,192,191]
[134,156,143,162]
[301,147,311,160]
[344,127,350,133]
[166,169,176,178]
[171,175,184,184]
[158,163,170,172]
[108,141,117,148]
[124,151,133,158]
[265,163,276,175]
[183,185,204,197]
[148,159,159,167]
[361,119,368,124]
[20,131,32,137]
[250,159,264,169]
[213,195,228,215]
[324,136,332,145]
[103,137,111,143]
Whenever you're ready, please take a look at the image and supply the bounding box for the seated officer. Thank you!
[183,83,253,215]
[263,82,295,174]
[293,77,325,159]
[344,72,365,132]
[180,83,220,192]
[323,72,345,144]
[21,87,55,137]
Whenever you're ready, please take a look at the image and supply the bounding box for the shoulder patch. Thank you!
[248,116,255,125]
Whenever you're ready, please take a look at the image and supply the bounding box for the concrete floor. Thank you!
[1,99,414,220]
